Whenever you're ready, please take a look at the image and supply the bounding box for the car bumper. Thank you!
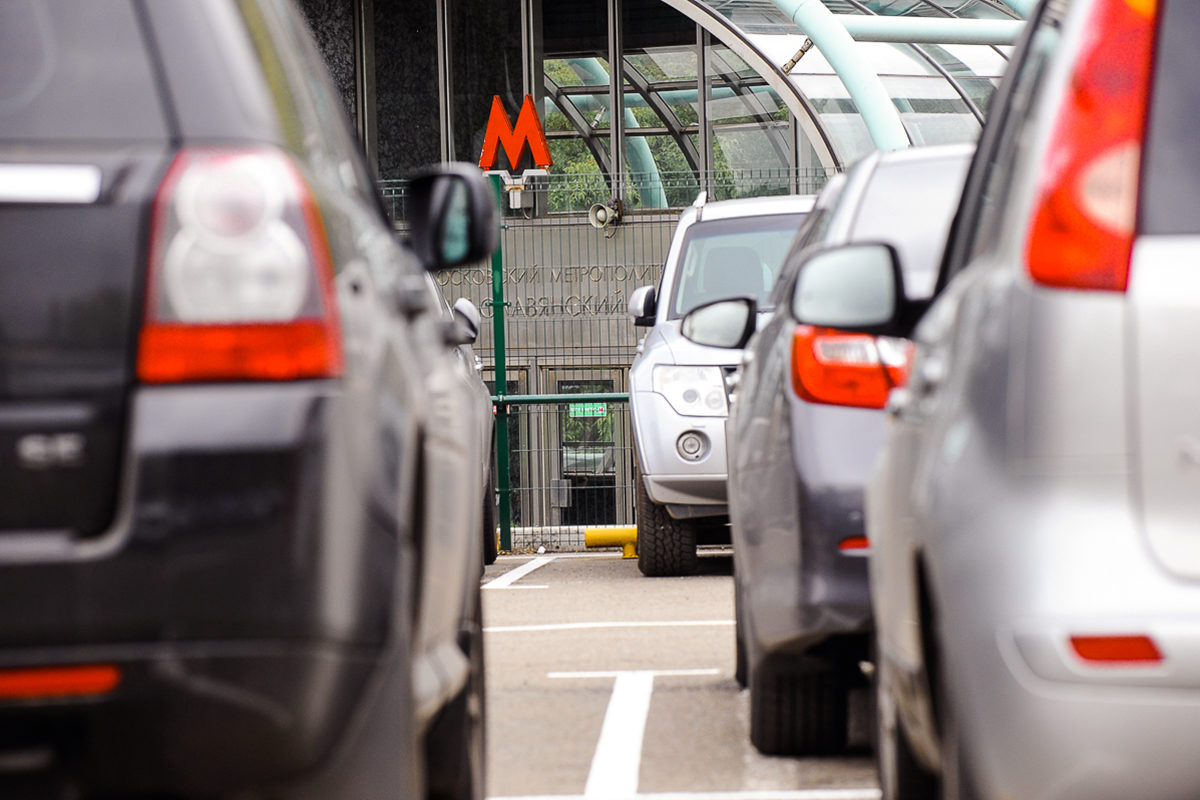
[931,474,1200,800]
[631,391,728,507]
[734,480,871,662]
[0,383,407,793]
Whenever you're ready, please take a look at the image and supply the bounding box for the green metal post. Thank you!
[488,174,513,553]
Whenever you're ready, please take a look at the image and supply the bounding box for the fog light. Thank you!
[676,431,708,461]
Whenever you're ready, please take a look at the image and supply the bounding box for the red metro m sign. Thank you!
[478,95,553,171]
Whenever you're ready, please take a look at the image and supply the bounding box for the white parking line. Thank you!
[549,669,722,799]
[486,620,734,634]
[489,790,880,800]
[484,556,556,589]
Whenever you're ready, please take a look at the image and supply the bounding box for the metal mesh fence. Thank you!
[497,400,634,551]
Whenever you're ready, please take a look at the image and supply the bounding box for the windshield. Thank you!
[668,213,805,319]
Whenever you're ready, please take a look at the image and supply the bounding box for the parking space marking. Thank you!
[549,669,721,799]
[486,620,734,634]
[490,790,880,800]
[484,556,556,589]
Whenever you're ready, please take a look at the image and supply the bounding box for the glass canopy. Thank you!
[536,0,1020,208]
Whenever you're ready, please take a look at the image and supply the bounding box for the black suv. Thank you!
[0,1,495,797]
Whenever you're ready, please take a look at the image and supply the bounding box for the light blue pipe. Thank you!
[771,0,909,151]
[568,59,668,208]
[839,16,1023,45]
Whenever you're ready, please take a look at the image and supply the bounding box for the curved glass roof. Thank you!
[685,0,1015,162]
[537,0,1022,207]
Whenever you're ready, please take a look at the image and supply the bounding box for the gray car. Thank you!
[627,193,814,576]
[787,1,1200,798]
[681,144,971,756]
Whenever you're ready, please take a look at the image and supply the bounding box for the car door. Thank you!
[867,0,1067,724]
[257,0,481,717]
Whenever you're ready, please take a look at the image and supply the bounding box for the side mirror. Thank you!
[452,297,482,344]
[680,297,758,350]
[406,163,499,271]
[792,243,904,334]
[628,285,657,327]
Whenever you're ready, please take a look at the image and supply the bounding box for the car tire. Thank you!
[635,466,698,577]
[482,463,498,566]
[749,656,847,756]
[875,653,936,800]
[425,590,487,800]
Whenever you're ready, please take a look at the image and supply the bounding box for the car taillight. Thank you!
[1026,0,1159,292]
[791,326,912,410]
[138,148,342,383]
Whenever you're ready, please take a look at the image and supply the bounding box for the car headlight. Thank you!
[652,365,728,416]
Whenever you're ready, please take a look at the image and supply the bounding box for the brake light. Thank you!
[1026,0,1159,292]
[1070,634,1163,665]
[138,149,342,383]
[791,326,912,410]
[838,536,870,553]
[0,665,121,699]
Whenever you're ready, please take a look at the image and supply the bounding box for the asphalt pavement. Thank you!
[482,550,879,800]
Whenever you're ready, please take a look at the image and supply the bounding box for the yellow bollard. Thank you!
[584,526,638,558]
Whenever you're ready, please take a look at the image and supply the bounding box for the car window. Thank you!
[0,0,167,141]
[768,209,829,307]
[939,0,1065,286]
[669,214,805,318]
[1141,0,1200,235]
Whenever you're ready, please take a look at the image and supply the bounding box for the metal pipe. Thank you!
[488,175,512,553]
[770,0,910,152]
[839,16,1022,45]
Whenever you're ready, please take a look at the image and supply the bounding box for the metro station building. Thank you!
[297,0,1024,532]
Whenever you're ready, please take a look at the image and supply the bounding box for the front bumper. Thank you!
[631,390,728,508]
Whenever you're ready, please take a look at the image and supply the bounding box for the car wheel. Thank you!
[749,656,847,756]
[482,463,498,566]
[875,653,936,800]
[635,466,698,577]
[425,590,486,800]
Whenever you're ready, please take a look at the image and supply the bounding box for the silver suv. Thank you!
[627,193,813,576]
[787,1,1200,798]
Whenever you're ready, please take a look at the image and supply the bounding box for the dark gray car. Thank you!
[0,1,495,797]
[686,144,970,756]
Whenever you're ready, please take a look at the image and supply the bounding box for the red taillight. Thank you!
[838,536,870,553]
[1026,0,1159,292]
[791,326,912,410]
[138,149,342,383]
[0,665,121,699]
[1070,634,1163,665]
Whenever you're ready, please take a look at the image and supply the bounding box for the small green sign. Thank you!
[569,402,607,418]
